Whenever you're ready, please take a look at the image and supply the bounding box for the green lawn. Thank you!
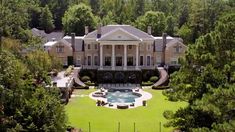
[65,89,187,132]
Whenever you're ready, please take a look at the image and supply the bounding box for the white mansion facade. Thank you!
[44,25,187,70]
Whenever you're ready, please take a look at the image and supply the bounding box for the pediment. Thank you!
[98,28,141,41]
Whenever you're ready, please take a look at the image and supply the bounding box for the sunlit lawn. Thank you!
[65,89,187,132]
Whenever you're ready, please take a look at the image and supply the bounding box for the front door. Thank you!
[116,57,122,66]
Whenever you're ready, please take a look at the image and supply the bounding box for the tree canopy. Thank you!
[0,42,66,131]
[62,3,97,35]
[39,5,55,33]
[135,11,166,36]
[164,12,235,131]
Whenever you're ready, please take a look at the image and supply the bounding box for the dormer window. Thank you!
[56,46,64,53]
[174,44,182,53]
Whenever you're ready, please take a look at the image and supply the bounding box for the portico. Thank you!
[99,41,140,70]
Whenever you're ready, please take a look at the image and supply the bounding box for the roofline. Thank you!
[98,28,142,41]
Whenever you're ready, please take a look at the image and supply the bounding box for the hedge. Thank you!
[141,81,154,86]
[84,81,96,86]
[74,85,89,89]
[152,85,170,89]
[150,76,159,82]
[81,76,90,82]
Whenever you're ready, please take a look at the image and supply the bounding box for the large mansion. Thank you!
[44,25,187,70]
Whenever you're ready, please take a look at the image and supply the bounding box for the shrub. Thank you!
[152,85,169,89]
[81,76,90,82]
[141,81,154,86]
[64,65,74,76]
[74,85,89,89]
[79,69,97,82]
[163,110,174,119]
[149,76,158,82]
[84,81,96,86]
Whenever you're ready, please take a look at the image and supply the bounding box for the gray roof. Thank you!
[154,36,175,52]
[31,28,64,42]
[85,25,154,40]
[63,36,84,51]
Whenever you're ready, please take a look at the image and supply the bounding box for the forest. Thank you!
[0,0,235,131]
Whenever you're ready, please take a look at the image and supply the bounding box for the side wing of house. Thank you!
[165,40,187,65]
[48,40,73,66]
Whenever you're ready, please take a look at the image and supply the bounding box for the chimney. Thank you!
[85,26,89,35]
[71,33,75,52]
[97,24,101,38]
[147,26,152,35]
[161,33,167,66]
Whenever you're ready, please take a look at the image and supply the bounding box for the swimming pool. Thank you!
[106,89,141,103]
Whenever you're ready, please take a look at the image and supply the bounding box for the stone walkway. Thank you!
[73,67,86,87]
[153,67,169,87]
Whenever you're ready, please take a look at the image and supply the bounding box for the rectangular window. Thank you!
[56,46,64,53]
[156,56,161,64]
[116,56,122,66]
[148,44,151,51]
[105,57,111,66]
[117,45,121,49]
[171,58,178,65]
[106,45,110,49]
[95,44,98,49]
[140,56,144,66]
[127,56,133,66]
[147,56,151,66]
[175,44,182,53]
[77,59,81,66]
[128,45,132,49]
[76,56,81,66]
[87,56,91,66]
[94,56,98,66]
[87,44,91,49]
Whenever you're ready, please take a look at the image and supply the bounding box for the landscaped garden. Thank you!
[66,89,187,132]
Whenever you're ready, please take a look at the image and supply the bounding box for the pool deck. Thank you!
[89,88,152,109]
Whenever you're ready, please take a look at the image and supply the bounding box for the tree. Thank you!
[178,0,189,27]
[164,12,235,131]
[135,11,166,36]
[0,0,29,39]
[62,3,97,35]
[101,11,116,25]
[25,50,53,84]
[165,15,177,36]
[39,5,55,33]
[189,0,225,42]
[177,24,193,44]
[0,50,67,131]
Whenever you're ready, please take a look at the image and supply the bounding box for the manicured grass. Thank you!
[65,89,187,132]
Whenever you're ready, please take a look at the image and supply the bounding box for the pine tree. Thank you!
[164,12,235,131]
[39,5,55,33]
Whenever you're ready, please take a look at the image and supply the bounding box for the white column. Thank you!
[136,44,139,69]
[124,45,127,70]
[100,45,103,69]
[112,44,115,70]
